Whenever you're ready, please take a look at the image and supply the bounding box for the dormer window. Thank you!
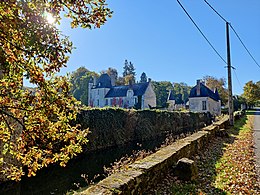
[127,89,133,97]
[98,83,101,87]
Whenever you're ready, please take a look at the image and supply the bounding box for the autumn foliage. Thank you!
[242,81,260,107]
[0,0,112,181]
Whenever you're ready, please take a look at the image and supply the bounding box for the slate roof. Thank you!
[105,82,149,98]
[168,90,175,100]
[95,73,112,88]
[189,83,221,101]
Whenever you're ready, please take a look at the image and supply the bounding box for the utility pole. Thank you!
[226,22,234,126]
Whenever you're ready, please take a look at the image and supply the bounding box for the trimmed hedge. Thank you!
[77,108,212,151]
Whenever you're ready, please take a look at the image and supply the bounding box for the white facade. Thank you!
[189,80,221,116]
[142,82,157,109]
[88,74,156,109]
[189,97,221,116]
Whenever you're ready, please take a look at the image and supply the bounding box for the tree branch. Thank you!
[0,109,26,131]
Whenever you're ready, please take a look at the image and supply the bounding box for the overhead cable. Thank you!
[233,69,243,91]
[203,0,227,23]
[229,25,260,69]
[176,0,227,65]
[203,0,260,70]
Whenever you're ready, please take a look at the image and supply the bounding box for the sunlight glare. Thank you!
[45,12,55,24]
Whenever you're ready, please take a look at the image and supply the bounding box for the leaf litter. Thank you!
[149,115,260,194]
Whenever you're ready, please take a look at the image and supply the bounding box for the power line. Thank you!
[233,68,243,91]
[176,0,227,65]
[203,0,227,23]
[229,24,260,69]
[203,0,260,70]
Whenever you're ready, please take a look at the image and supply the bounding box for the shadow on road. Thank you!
[246,109,260,116]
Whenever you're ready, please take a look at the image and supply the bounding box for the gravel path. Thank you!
[253,108,260,183]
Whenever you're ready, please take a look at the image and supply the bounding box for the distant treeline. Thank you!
[69,61,193,107]
[69,61,259,109]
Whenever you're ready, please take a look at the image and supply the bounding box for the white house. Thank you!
[189,80,221,116]
[167,90,186,111]
[88,73,156,109]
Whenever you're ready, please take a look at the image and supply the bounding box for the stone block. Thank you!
[82,185,113,195]
[97,170,143,193]
[174,158,198,181]
[216,128,229,138]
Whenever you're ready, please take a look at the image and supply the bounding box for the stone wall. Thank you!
[77,108,212,151]
[81,113,243,195]
[80,113,244,194]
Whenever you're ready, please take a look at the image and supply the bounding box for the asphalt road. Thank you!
[253,108,260,183]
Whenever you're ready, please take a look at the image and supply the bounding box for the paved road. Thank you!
[253,108,260,183]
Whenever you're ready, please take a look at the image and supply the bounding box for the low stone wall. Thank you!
[77,108,212,151]
[79,113,244,194]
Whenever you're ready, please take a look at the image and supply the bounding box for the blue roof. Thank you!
[189,83,221,101]
[95,74,112,88]
[105,82,149,98]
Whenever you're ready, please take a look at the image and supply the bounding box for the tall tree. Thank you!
[152,81,174,107]
[242,81,260,107]
[116,76,125,86]
[203,75,228,105]
[107,67,118,80]
[123,60,129,77]
[124,74,135,85]
[140,72,148,83]
[0,0,112,181]
[70,67,98,105]
[128,61,136,77]
[70,67,89,92]
[122,60,136,84]
[173,82,191,103]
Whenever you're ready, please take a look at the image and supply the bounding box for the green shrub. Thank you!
[77,108,211,151]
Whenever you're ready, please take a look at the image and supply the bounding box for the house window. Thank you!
[97,99,99,106]
[134,97,138,104]
[105,99,108,106]
[202,101,207,110]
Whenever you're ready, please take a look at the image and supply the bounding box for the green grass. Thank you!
[170,183,197,195]
[151,114,259,194]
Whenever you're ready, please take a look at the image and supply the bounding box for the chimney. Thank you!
[93,76,97,87]
[110,74,116,86]
[196,79,201,96]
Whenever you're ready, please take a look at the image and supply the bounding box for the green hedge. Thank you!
[77,108,211,151]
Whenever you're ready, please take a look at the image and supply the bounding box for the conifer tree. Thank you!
[140,72,148,83]
[128,62,136,77]
[122,60,136,84]
[123,60,129,77]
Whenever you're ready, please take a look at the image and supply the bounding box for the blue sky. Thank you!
[58,0,260,95]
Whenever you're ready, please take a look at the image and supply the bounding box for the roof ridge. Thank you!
[189,82,221,101]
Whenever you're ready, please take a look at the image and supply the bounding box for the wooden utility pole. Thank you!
[226,22,234,126]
